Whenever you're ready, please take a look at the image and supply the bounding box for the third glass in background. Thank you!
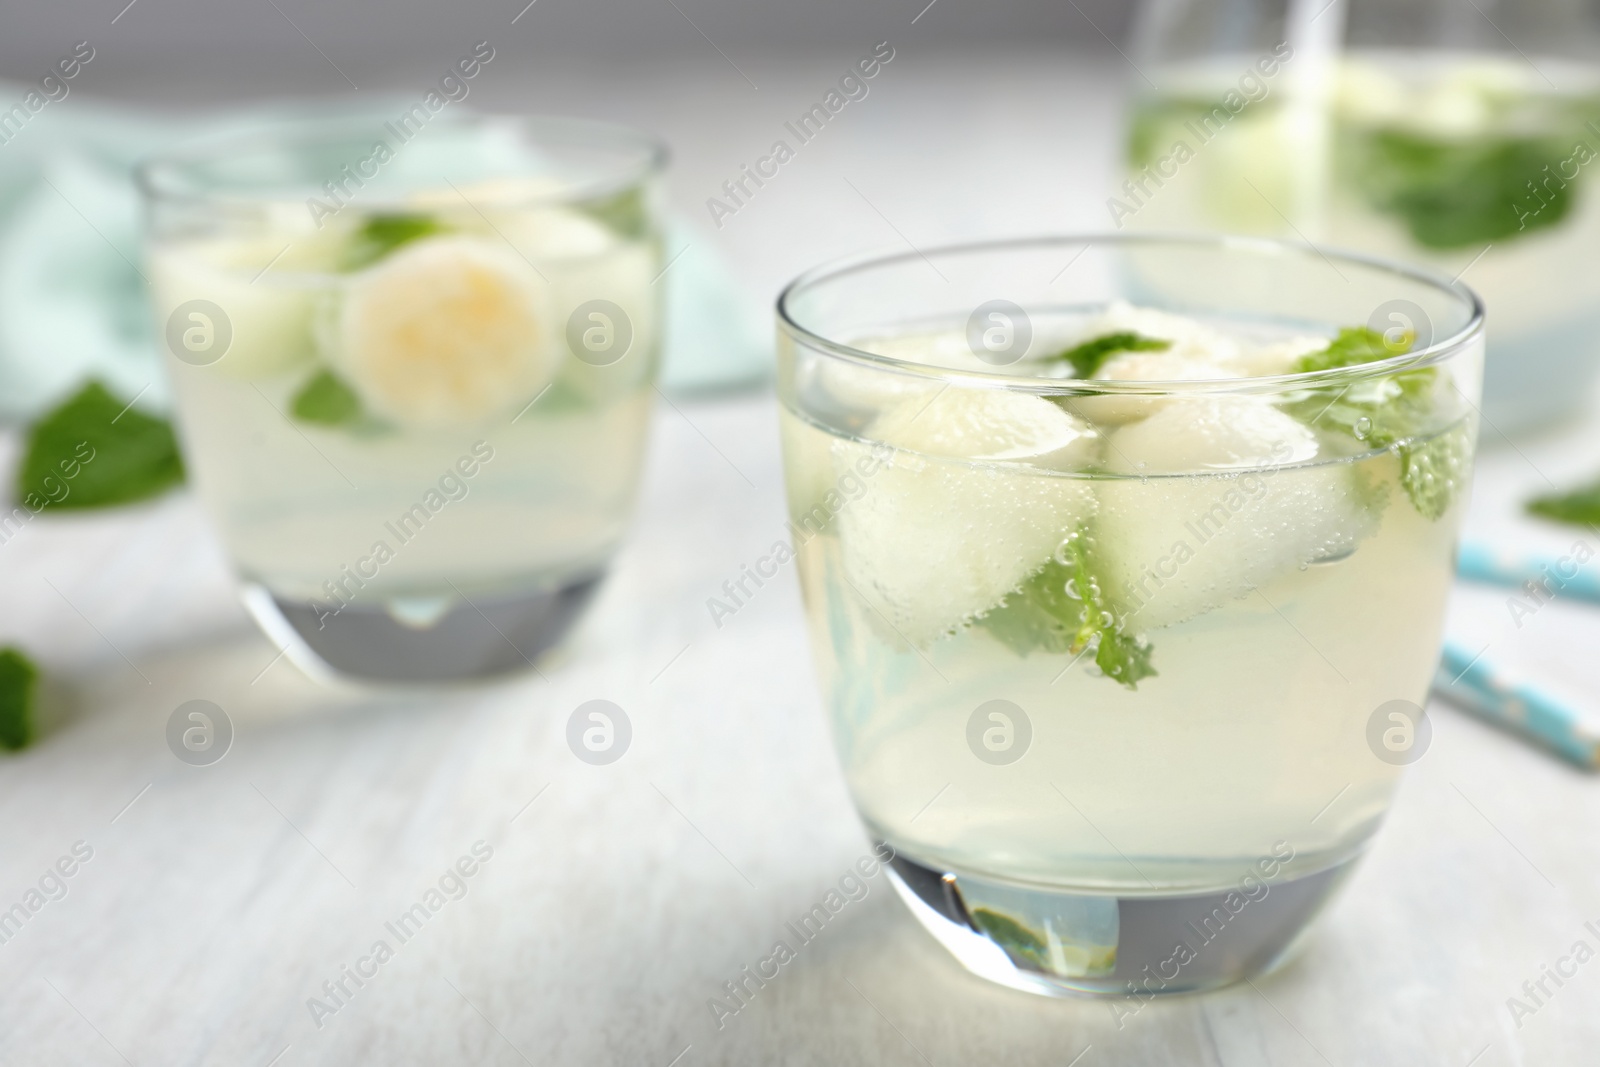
[1123,0,1600,433]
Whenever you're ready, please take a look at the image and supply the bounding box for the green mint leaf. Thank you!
[19,381,184,510]
[1399,420,1474,522]
[1126,97,1232,170]
[291,370,364,426]
[1094,619,1158,689]
[1125,102,1169,170]
[969,907,1048,968]
[1051,332,1171,379]
[1055,533,1159,689]
[979,558,1080,657]
[580,185,651,240]
[1287,329,1468,520]
[0,647,39,751]
[341,213,445,271]
[1292,326,1400,373]
[523,377,593,416]
[1347,127,1576,249]
[979,532,1156,690]
[1528,478,1600,527]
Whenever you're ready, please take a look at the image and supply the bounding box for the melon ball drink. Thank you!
[776,236,1484,996]
[1121,49,1600,432]
[139,117,665,682]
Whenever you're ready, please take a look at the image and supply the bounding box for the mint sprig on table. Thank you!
[979,532,1156,690]
[1285,327,1468,521]
[1049,332,1170,379]
[19,380,184,510]
[1527,479,1600,527]
[0,647,38,752]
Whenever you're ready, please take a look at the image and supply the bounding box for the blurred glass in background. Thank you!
[1120,0,1600,434]
[141,116,666,683]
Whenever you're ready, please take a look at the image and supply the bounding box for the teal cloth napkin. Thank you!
[0,87,770,422]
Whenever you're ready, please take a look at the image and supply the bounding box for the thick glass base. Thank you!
[241,574,603,684]
[884,842,1356,998]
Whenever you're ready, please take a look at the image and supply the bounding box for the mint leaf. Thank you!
[0,647,39,751]
[581,185,651,240]
[980,532,1156,690]
[980,557,1080,656]
[1294,326,1400,372]
[1345,126,1576,249]
[1399,420,1475,522]
[19,381,184,510]
[1126,102,1171,170]
[291,370,364,426]
[1126,98,1226,170]
[1285,328,1468,520]
[341,213,444,271]
[1528,479,1600,527]
[969,907,1048,969]
[1051,332,1171,379]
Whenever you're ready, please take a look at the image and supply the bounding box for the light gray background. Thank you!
[0,0,1135,97]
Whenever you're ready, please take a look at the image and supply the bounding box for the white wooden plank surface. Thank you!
[1,392,1597,1066]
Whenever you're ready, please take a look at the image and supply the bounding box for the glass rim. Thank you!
[774,232,1487,397]
[135,111,670,209]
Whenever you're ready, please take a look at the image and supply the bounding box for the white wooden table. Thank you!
[1,48,1597,1067]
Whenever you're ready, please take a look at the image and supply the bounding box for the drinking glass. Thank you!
[776,234,1483,996]
[1121,0,1600,432]
[140,115,666,682]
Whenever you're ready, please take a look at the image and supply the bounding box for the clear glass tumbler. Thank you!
[1121,0,1600,433]
[139,115,666,683]
[776,234,1483,996]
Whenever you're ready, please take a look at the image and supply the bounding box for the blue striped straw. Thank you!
[1456,539,1600,605]
[1433,639,1599,769]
